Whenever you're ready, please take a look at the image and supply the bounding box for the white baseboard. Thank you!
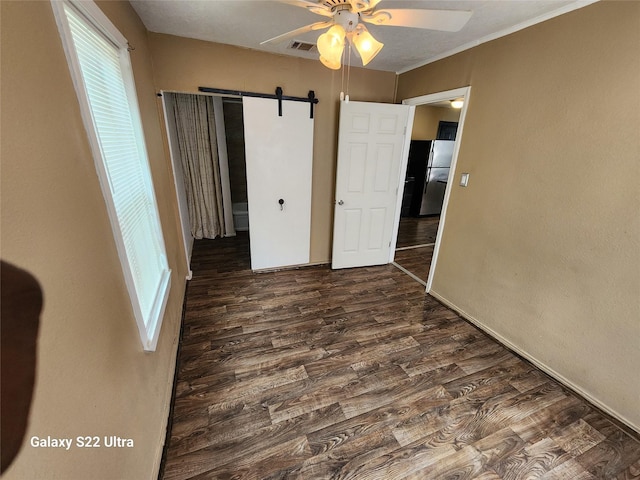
[429,289,640,435]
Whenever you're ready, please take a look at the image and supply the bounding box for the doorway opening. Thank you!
[161,92,250,279]
[392,87,471,291]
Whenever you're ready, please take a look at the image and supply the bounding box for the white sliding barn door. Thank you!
[332,101,413,269]
[243,96,314,270]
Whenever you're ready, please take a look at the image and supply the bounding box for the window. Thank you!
[52,0,171,351]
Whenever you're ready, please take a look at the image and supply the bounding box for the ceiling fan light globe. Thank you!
[319,55,342,70]
[352,29,383,66]
[317,24,346,58]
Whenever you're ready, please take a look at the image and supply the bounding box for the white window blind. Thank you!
[52,0,171,351]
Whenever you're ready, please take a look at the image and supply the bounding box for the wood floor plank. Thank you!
[473,427,527,470]
[302,336,420,378]
[169,403,273,459]
[404,444,488,480]
[492,437,573,479]
[508,394,590,444]
[336,439,457,480]
[575,429,640,478]
[470,470,503,480]
[338,367,451,420]
[261,366,359,420]
[551,419,608,456]
[615,457,640,480]
[294,428,404,480]
[161,233,640,480]
[442,355,525,399]
[403,343,503,378]
[393,380,523,450]
[540,459,597,479]
[187,436,312,480]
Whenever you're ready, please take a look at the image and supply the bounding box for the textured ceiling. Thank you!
[130,0,596,73]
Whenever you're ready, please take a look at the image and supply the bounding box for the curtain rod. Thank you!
[198,86,318,118]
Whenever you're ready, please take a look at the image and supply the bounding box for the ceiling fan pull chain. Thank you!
[340,45,345,100]
[346,43,351,102]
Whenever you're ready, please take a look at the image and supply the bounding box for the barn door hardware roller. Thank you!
[276,87,283,117]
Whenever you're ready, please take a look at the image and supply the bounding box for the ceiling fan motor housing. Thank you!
[334,9,359,32]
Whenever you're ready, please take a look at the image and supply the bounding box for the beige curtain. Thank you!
[170,93,226,239]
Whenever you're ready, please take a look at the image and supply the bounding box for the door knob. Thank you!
[337,200,344,205]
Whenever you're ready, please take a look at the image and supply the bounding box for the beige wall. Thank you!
[147,33,397,263]
[397,1,640,429]
[412,105,461,140]
[3,2,637,479]
[1,1,186,479]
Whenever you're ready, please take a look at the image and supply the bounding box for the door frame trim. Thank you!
[387,105,416,263]
[401,86,472,293]
[160,91,193,280]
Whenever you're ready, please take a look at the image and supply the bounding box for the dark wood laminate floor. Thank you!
[396,216,440,249]
[162,233,640,479]
[394,216,439,283]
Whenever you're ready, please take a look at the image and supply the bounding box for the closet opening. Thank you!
[161,92,250,278]
[163,89,315,273]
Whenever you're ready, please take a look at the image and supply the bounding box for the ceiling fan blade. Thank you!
[347,0,383,14]
[366,0,383,10]
[277,0,333,17]
[362,9,472,32]
[260,21,332,45]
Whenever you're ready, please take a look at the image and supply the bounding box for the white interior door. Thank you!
[332,101,413,269]
[243,96,314,270]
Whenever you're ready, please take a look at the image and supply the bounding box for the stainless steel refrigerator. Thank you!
[419,140,454,216]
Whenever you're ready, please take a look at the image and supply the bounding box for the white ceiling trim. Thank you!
[396,0,599,74]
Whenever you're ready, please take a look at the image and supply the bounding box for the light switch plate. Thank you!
[460,173,470,187]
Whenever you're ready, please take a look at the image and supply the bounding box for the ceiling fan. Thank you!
[261,0,472,69]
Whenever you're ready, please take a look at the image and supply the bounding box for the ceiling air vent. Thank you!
[289,40,317,52]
